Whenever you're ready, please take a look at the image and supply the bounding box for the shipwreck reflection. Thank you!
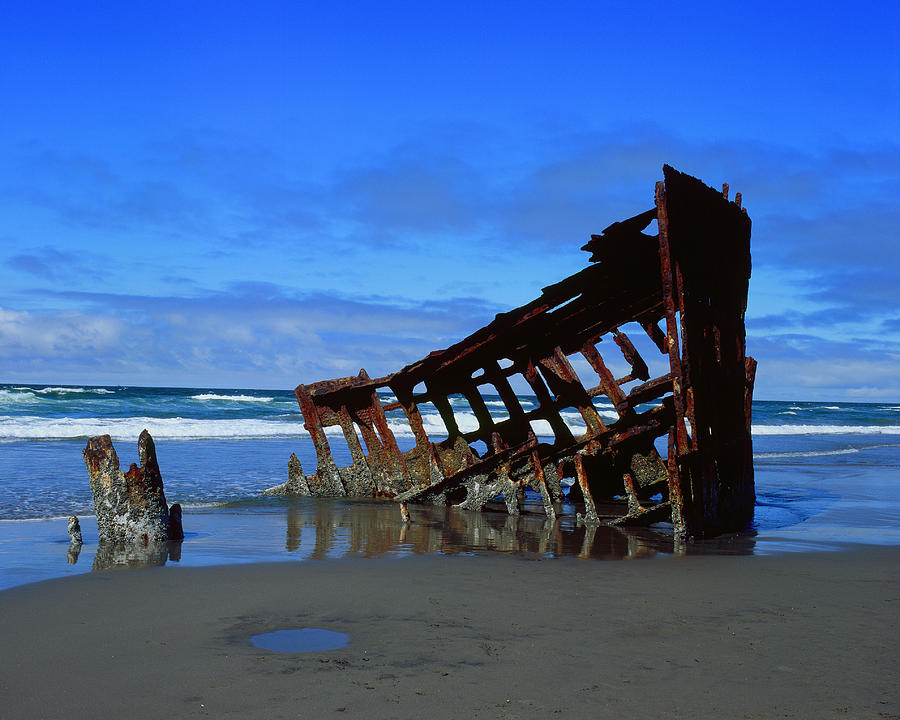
[67,496,757,574]
[283,498,757,559]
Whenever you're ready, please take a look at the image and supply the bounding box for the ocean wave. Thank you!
[392,409,620,439]
[3,411,898,442]
[751,424,900,436]
[0,408,618,442]
[19,386,115,395]
[779,411,798,415]
[373,394,547,411]
[0,416,302,441]
[2,387,116,405]
[754,448,860,459]
[190,394,275,403]
[0,390,40,404]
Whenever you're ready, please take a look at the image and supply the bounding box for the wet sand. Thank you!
[1,548,897,719]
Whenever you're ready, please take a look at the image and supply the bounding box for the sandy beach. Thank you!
[1,547,897,719]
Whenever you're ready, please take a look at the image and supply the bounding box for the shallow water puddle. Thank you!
[251,628,350,653]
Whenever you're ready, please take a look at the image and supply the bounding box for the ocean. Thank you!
[0,384,898,588]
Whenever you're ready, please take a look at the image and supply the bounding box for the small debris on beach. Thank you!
[67,515,82,544]
[66,515,83,564]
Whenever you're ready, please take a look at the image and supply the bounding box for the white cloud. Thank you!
[0,306,123,357]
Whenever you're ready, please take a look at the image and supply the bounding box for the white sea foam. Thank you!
[754,448,860,459]
[12,386,76,394]
[0,416,301,441]
[2,410,898,442]
[0,410,586,442]
[190,394,275,402]
[377,409,620,440]
[421,412,479,435]
[15,386,115,396]
[527,419,556,436]
[779,411,798,415]
[751,424,900,436]
[0,390,39,404]
[2,387,114,404]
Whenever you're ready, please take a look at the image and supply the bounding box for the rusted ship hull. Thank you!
[267,166,755,540]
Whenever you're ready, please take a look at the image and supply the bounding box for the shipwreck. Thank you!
[267,165,756,540]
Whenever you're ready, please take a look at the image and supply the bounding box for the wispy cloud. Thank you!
[0,306,124,357]
[5,245,105,283]
[1,285,503,387]
[748,333,900,400]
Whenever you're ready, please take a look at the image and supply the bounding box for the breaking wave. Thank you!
[751,424,900,436]
[754,448,861,459]
[0,390,40,404]
[190,394,276,403]
[0,407,622,442]
[0,416,299,441]
[14,386,115,395]
[3,414,898,443]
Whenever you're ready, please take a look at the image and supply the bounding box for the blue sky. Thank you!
[1,1,897,400]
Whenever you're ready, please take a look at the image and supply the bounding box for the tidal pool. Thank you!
[250,628,350,653]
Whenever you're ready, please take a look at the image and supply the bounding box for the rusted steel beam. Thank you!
[270,166,756,541]
[573,453,599,523]
[654,178,691,538]
[640,318,670,354]
[624,372,674,407]
[612,329,650,382]
[581,340,630,417]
